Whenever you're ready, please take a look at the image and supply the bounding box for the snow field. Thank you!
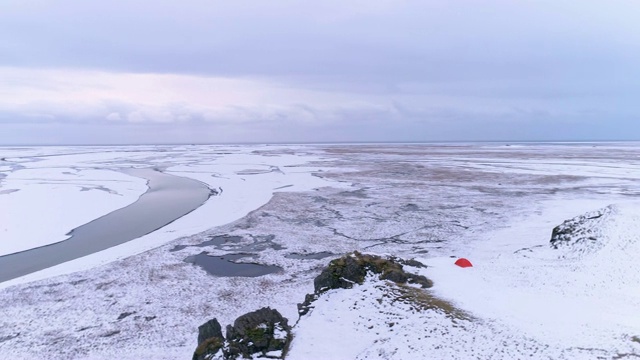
[422,199,640,357]
[2,143,640,359]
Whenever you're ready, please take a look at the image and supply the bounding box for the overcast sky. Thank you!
[1,0,639,144]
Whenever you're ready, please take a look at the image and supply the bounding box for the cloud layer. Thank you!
[1,1,639,144]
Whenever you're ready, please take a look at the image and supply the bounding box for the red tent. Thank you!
[454,258,473,268]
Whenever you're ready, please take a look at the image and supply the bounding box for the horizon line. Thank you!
[1,139,640,147]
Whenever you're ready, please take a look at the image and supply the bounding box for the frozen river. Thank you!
[0,168,211,282]
[0,145,332,285]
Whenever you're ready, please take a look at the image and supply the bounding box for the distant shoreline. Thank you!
[1,140,640,147]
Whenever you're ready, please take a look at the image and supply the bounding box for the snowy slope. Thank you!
[288,200,640,359]
[420,201,640,358]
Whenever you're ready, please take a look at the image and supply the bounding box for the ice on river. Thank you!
[0,167,147,256]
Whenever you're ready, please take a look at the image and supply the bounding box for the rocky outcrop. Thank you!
[550,206,612,256]
[313,251,430,292]
[193,319,225,360]
[193,308,291,360]
[226,308,291,359]
[312,253,367,291]
[299,252,431,316]
[198,319,224,344]
[194,252,432,358]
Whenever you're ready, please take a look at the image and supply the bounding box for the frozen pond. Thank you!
[0,168,210,282]
[185,252,283,277]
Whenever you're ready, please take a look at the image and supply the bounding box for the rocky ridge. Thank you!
[193,308,291,360]
[193,252,430,359]
[550,206,613,257]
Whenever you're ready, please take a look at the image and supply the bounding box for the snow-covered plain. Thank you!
[1,143,640,359]
[0,145,336,285]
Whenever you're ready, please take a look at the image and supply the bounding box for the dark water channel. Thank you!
[0,168,211,283]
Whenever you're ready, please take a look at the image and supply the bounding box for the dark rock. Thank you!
[297,293,319,316]
[398,258,426,268]
[313,252,430,292]
[402,203,420,211]
[117,311,136,320]
[193,338,225,360]
[550,207,610,251]
[101,330,120,337]
[69,279,88,285]
[300,252,433,316]
[193,310,291,360]
[0,333,19,343]
[193,319,225,360]
[313,255,367,292]
[225,307,291,359]
[380,269,409,283]
[338,188,368,198]
[407,274,434,288]
[197,318,224,345]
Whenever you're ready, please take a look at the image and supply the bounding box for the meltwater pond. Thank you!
[0,168,211,283]
[186,252,283,277]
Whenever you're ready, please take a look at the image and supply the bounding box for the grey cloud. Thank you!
[1,1,639,144]
[0,98,636,145]
[3,1,639,83]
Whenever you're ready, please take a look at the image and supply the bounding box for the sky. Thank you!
[1,0,639,145]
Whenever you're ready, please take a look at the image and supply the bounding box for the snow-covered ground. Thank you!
[421,200,640,356]
[289,199,640,359]
[1,143,640,359]
[0,159,148,256]
[0,145,337,286]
